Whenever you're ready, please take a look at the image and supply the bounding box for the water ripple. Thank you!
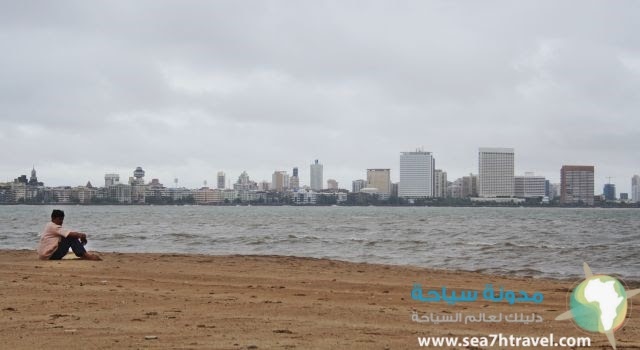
[2,206,638,281]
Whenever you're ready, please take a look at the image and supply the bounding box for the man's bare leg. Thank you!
[81,252,102,261]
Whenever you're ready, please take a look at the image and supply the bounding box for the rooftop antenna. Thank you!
[606,177,614,184]
[204,180,207,187]
[174,178,178,188]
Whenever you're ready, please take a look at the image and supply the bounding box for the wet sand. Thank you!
[0,250,638,349]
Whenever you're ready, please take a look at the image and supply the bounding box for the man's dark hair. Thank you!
[51,209,65,219]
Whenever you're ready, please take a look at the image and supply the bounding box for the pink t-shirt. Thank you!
[37,222,71,260]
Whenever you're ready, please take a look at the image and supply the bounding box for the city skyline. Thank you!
[3,149,639,197]
[4,161,640,205]
[1,2,639,193]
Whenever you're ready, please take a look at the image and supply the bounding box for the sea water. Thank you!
[2,205,638,281]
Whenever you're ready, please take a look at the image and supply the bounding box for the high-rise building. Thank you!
[514,172,546,198]
[478,147,514,198]
[133,166,145,184]
[390,182,399,198]
[234,171,258,191]
[104,174,120,187]
[461,174,479,198]
[217,171,226,189]
[448,178,463,199]
[290,167,300,191]
[310,160,323,191]
[352,179,367,193]
[327,179,338,191]
[545,180,551,197]
[632,175,640,203]
[399,151,435,198]
[434,169,447,198]
[131,167,146,203]
[272,171,289,192]
[28,167,39,186]
[14,175,28,184]
[367,169,391,195]
[550,183,560,200]
[560,165,594,205]
[603,183,616,201]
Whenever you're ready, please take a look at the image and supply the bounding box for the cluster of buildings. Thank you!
[0,165,348,205]
[2,148,639,206]
[390,148,604,205]
[391,148,625,206]
[1,167,190,205]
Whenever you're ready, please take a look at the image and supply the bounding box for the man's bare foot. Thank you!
[82,252,102,261]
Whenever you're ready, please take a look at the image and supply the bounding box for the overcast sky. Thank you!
[1,1,639,193]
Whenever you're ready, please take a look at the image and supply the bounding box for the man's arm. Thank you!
[67,231,88,244]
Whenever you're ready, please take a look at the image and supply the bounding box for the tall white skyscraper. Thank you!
[632,175,640,203]
[399,151,435,198]
[478,147,514,198]
[310,160,323,191]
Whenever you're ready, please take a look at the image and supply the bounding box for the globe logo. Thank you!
[570,275,627,333]
[556,263,640,350]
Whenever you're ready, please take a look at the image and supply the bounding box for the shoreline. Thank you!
[1,250,638,349]
[3,203,639,208]
[7,249,640,285]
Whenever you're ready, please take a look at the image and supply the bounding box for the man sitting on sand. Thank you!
[37,209,101,261]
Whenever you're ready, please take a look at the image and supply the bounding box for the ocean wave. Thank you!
[1,206,638,280]
[167,232,200,239]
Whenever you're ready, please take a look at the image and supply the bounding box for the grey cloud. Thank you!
[1,1,639,192]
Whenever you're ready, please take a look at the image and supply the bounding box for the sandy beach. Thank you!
[0,250,637,349]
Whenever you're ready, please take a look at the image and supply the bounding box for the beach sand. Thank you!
[0,250,638,349]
